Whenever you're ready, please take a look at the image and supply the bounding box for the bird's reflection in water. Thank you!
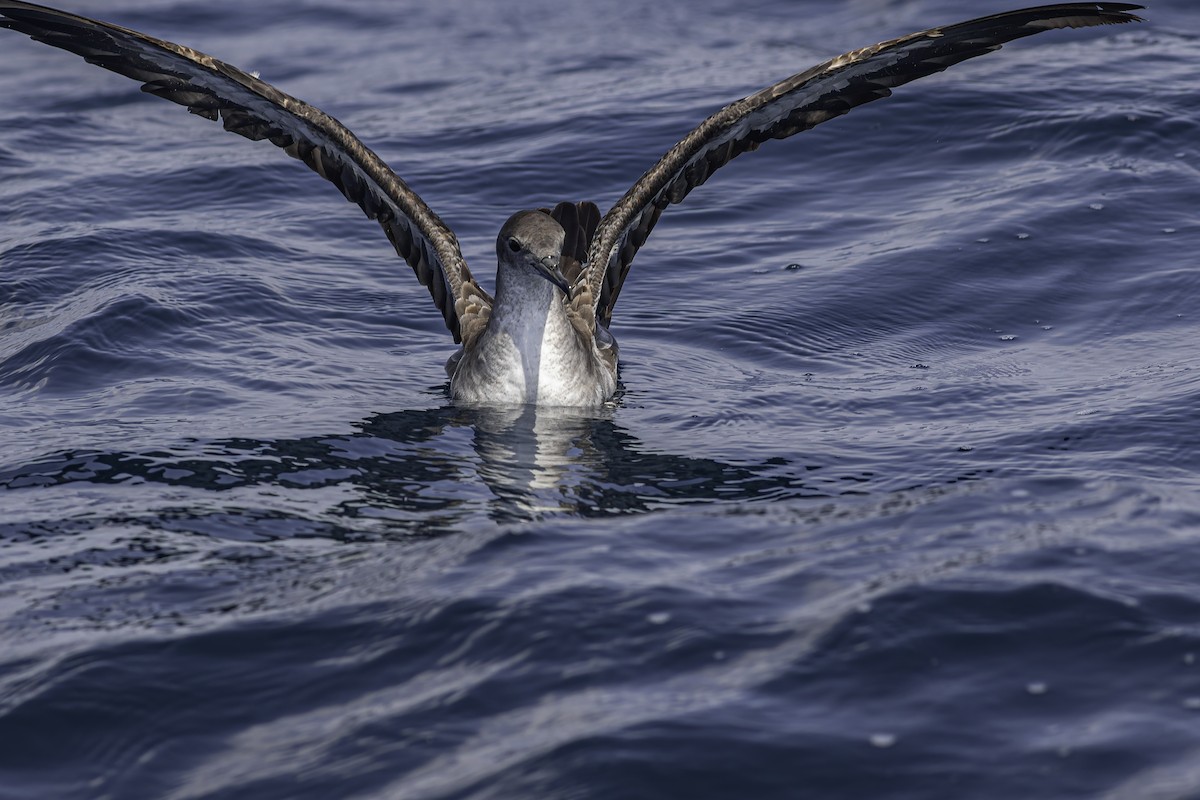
[365,402,824,524]
[466,404,612,520]
[3,403,831,540]
[364,403,628,523]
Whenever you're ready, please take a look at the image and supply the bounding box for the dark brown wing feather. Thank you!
[0,0,492,345]
[585,2,1143,327]
[542,201,602,288]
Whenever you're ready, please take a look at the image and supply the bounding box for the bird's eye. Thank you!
[507,237,521,253]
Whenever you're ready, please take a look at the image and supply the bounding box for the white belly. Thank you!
[450,325,615,407]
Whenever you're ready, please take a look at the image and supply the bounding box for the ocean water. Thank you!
[2,0,1199,797]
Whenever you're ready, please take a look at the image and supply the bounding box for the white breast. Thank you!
[451,315,614,407]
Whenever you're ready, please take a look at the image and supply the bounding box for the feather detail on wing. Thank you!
[539,202,603,336]
[584,2,1143,327]
[0,0,493,344]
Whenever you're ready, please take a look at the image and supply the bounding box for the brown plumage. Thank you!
[0,2,1143,405]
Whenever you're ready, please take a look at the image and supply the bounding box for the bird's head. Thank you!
[496,210,570,296]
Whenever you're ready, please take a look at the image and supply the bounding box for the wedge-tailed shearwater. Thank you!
[0,2,1143,406]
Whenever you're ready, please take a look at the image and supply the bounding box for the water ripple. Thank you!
[1,1,1199,797]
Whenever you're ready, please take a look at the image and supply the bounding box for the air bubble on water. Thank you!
[647,611,671,625]
[977,237,990,244]
[1089,203,1104,211]
[999,334,1017,341]
[1041,325,1053,331]
[1016,233,1031,240]
[869,733,897,749]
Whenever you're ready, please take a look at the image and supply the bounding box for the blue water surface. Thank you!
[2,1,1200,797]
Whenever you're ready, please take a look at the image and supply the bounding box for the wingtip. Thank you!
[1018,3,1146,32]
[1098,0,1147,22]
[1082,2,1147,23]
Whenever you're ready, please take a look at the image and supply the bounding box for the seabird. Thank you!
[0,2,1143,407]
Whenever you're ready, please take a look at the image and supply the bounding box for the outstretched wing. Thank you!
[584,2,1143,327]
[0,1,493,345]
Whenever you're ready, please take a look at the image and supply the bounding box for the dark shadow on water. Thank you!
[0,404,871,541]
